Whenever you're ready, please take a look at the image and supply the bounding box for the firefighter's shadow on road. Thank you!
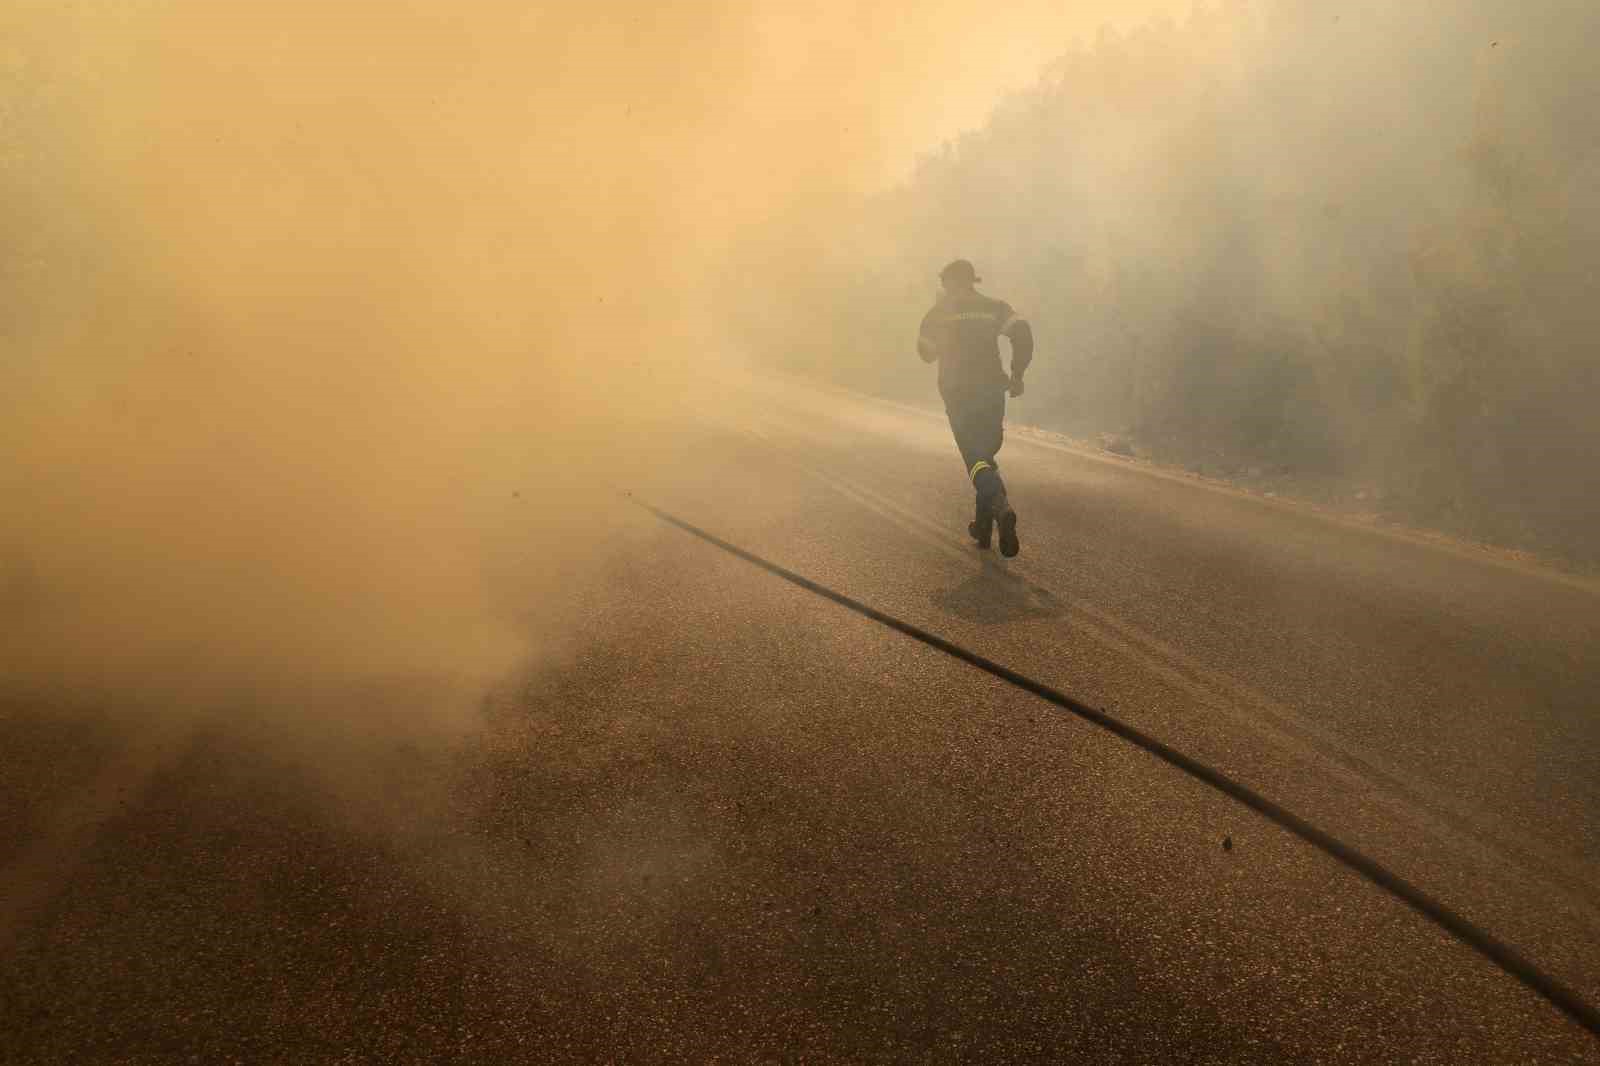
[931,555,1064,626]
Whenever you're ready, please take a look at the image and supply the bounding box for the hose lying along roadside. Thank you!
[635,496,1600,1043]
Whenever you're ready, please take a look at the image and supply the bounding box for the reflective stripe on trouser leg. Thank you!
[968,459,993,483]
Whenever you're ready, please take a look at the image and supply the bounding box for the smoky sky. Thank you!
[3,2,1190,693]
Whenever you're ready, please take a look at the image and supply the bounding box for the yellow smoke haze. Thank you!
[2,1,1181,691]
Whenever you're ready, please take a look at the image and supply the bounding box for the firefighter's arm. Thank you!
[916,310,940,363]
[1001,310,1033,389]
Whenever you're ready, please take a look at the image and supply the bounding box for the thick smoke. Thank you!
[2,1,1193,700]
[0,3,733,695]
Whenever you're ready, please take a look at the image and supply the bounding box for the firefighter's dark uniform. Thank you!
[918,285,1033,535]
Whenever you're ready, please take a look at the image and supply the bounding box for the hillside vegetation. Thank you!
[736,1,1600,563]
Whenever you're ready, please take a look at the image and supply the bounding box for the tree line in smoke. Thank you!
[737,1,1600,563]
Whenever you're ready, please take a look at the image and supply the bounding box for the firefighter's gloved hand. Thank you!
[1008,374,1025,398]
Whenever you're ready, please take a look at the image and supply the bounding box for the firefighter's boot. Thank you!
[974,467,1019,558]
[968,494,994,549]
[994,489,1019,558]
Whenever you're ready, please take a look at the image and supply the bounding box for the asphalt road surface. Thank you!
[5,377,1599,1063]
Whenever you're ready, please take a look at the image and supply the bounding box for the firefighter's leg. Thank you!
[965,392,1018,557]
[947,393,1010,550]
[943,400,990,546]
[957,392,1006,510]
